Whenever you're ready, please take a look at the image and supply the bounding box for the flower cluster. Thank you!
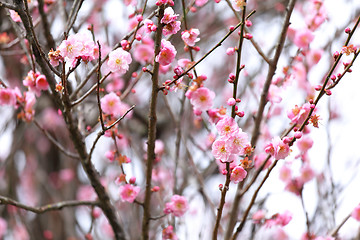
[264,137,290,160]
[22,70,49,97]
[162,225,178,240]
[155,39,177,66]
[212,115,251,163]
[49,32,99,67]
[287,103,313,127]
[161,7,181,36]
[163,195,188,217]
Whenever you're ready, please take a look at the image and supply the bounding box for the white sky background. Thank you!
[1,0,360,239]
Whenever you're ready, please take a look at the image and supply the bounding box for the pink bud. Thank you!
[325,89,332,95]
[294,132,302,139]
[345,27,351,34]
[229,26,235,31]
[244,33,253,39]
[310,104,315,109]
[314,85,322,91]
[129,177,136,184]
[283,137,292,144]
[245,20,252,27]
[330,75,336,81]
[151,186,160,192]
[333,51,339,59]
[237,111,245,117]
[136,15,143,22]
[227,98,236,106]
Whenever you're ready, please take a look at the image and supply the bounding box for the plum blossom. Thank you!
[226,130,249,154]
[265,137,290,160]
[231,0,246,11]
[9,10,21,22]
[163,21,181,36]
[230,165,247,183]
[164,195,188,217]
[119,184,140,203]
[144,19,157,33]
[23,70,49,97]
[134,43,154,64]
[58,33,98,64]
[216,115,239,137]
[189,87,215,112]
[212,139,232,162]
[162,225,178,240]
[0,88,17,106]
[161,7,178,24]
[293,28,314,49]
[265,211,292,228]
[107,48,132,74]
[287,103,312,126]
[155,39,177,66]
[181,28,200,47]
[351,204,360,221]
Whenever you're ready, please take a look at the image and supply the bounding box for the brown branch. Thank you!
[141,5,165,240]
[0,1,18,10]
[0,196,99,214]
[212,162,231,240]
[330,213,352,237]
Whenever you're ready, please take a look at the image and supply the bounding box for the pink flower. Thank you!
[181,28,200,47]
[58,35,83,61]
[144,19,157,33]
[265,137,290,160]
[119,184,140,203]
[100,92,122,116]
[299,164,315,183]
[306,49,323,67]
[231,0,246,11]
[155,40,177,66]
[293,28,314,49]
[230,165,247,183]
[162,225,178,240]
[35,74,49,91]
[0,88,17,106]
[351,204,360,221]
[216,115,239,137]
[107,48,132,74]
[134,43,154,64]
[226,130,249,154]
[287,103,311,126]
[10,10,21,22]
[161,7,178,24]
[23,70,49,96]
[212,139,232,162]
[279,164,292,182]
[163,195,188,217]
[190,87,215,111]
[163,21,181,36]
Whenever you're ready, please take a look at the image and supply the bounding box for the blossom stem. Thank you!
[141,5,165,240]
[212,162,231,240]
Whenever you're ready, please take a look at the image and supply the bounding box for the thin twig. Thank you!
[0,196,99,214]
